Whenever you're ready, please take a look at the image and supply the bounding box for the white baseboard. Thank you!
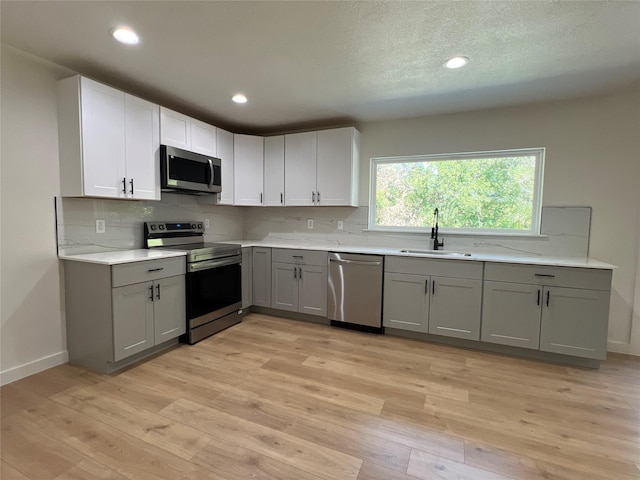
[1,350,69,386]
[607,340,640,357]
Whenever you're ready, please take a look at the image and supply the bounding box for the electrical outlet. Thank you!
[308,219,314,229]
[95,219,106,234]
[204,219,210,229]
[337,221,344,230]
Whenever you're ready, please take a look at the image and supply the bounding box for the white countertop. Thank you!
[58,249,187,265]
[224,240,616,270]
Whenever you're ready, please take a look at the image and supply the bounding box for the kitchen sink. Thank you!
[399,249,472,257]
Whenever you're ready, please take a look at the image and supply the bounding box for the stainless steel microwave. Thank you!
[160,145,221,195]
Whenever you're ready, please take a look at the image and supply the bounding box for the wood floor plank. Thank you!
[356,461,422,480]
[1,460,30,480]
[2,313,639,480]
[464,440,611,480]
[18,398,223,480]
[161,397,363,480]
[51,385,212,461]
[407,448,515,480]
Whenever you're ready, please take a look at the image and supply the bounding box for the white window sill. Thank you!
[363,228,548,239]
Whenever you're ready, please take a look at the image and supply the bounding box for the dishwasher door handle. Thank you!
[329,258,382,266]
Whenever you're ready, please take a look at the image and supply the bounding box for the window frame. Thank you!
[368,148,545,236]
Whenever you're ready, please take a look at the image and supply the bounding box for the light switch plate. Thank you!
[337,221,344,230]
[308,219,313,229]
[95,219,106,234]
[204,219,210,229]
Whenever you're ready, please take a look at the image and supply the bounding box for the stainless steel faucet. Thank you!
[430,208,444,250]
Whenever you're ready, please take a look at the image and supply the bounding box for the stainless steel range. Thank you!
[144,221,242,344]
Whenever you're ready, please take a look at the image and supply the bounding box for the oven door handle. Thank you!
[188,255,241,272]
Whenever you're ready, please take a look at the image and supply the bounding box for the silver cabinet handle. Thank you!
[260,192,263,204]
[280,192,283,204]
[537,289,541,306]
[546,290,550,307]
[432,279,435,295]
[424,279,428,295]
[129,178,134,195]
[149,284,154,301]
[122,177,127,194]
[317,191,320,204]
[299,267,303,280]
[147,267,164,272]
[207,159,214,189]
[294,266,297,279]
[156,283,161,300]
[293,255,304,259]
[312,192,316,203]
[535,274,556,278]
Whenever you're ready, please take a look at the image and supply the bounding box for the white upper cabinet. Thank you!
[160,107,216,157]
[57,75,160,200]
[264,135,285,206]
[284,131,317,206]
[124,95,160,200]
[316,127,359,206]
[216,127,234,205]
[284,127,359,207]
[234,134,264,206]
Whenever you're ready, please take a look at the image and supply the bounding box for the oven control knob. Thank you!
[198,223,203,229]
[150,225,157,231]
[159,225,165,230]
[192,224,197,229]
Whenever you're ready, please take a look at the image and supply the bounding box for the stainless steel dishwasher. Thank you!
[328,252,384,333]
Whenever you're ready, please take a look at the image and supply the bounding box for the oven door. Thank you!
[186,259,241,328]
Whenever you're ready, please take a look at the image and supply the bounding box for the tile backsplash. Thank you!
[56,194,243,255]
[57,196,591,258]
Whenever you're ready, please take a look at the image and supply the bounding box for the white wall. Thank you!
[1,45,73,384]
[358,90,640,353]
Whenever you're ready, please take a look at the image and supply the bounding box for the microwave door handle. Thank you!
[207,159,214,190]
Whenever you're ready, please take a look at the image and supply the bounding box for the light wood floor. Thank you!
[2,313,640,480]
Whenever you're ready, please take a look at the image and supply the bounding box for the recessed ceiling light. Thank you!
[444,56,469,69]
[110,27,140,45]
[232,94,248,104]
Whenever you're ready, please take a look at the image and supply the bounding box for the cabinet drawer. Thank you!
[112,257,186,287]
[484,262,612,291]
[271,248,328,266]
[385,256,482,280]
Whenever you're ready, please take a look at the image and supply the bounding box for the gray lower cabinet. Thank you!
[271,249,328,317]
[241,247,253,309]
[252,247,272,307]
[482,263,612,360]
[64,257,186,373]
[383,257,482,340]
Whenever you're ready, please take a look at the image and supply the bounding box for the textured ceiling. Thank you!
[2,1,639,134]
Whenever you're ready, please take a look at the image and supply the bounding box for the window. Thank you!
[370,148,544,235]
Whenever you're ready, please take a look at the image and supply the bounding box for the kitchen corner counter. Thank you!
[224,240,616,270]
[58,249,187,265]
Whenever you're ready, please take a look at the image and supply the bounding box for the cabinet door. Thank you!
[241,248,253,308]
[234,134,264,206]
[540,287,610,360]
[124,94,160,200]
[298,265,328,317]
[383,272,429,333]
[80,77,126,198]
[252,247,272,307]
[264,135,285,206]
[284,132,316,206]
[216,128,234,205]
[316,127,358,206]
[112,281,155,361]
[153,276,186,345]
[271,262,298,312]
[160,107,191,150]
[190,118,216,156]
[481,281,541,349]
[429,277,481,340]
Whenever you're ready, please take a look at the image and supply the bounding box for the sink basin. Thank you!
[399,249,472,257]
